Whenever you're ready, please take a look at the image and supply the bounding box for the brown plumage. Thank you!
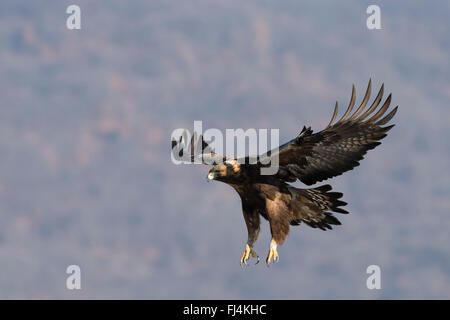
[172,80,398,265]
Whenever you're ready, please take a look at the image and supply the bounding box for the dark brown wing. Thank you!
[265,80,398,185]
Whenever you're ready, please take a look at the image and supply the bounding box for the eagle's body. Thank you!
[173,80,397,265]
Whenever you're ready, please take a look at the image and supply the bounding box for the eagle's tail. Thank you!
[288,184,348,230]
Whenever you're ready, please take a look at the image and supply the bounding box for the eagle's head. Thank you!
[207,160,243,183]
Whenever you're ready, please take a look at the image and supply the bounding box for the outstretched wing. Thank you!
[266,80,398,185]
[171,131,226,164]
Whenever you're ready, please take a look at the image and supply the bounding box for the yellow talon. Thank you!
[266,240,279,266]
[240,246,250,265]
[240,244,259,265]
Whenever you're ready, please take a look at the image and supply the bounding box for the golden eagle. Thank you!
[172,80,397,266]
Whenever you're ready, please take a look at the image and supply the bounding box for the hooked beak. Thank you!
[207,172,215,182]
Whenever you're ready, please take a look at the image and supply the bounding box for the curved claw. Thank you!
[240,244,259,266]
[266,246,279,266]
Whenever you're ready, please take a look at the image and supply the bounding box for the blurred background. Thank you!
[0,0,449,299]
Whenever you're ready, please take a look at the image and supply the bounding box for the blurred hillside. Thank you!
[0,0,449,299]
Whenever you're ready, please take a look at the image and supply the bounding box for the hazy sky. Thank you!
[0,1,449,299]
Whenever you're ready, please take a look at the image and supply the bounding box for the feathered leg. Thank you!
[265,197,291,266]
[240,206,261,265]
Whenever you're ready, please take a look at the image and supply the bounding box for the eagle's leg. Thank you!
[264,195,289,265]
[240,244,259,266]
[266,239,279,265]
[240,208,260,265]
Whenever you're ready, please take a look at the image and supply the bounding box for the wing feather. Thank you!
[337,84,356,122]
[349,79,372,120]
[326,101,339,129]
[263,81,398,185]
[171,132,226,164]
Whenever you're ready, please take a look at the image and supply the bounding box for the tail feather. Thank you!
[288,184,348,231]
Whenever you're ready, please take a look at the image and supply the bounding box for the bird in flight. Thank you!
[172,80,397,266]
